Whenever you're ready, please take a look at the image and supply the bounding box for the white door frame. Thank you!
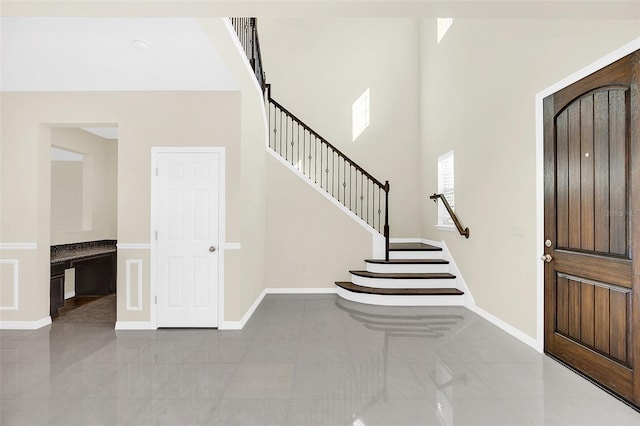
[534,38,640,353]
[150,147,226,329]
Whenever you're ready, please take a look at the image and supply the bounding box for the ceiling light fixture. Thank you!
[132,39,150,51]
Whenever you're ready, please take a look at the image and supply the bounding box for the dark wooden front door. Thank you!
[544,50,640,407]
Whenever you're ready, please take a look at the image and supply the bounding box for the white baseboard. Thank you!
[218,320,243,330]
[390,237,541,351]
[266,287,337,294]
[219,287,339,330]
[468,304,541,352]
[0,316,51,329]
[219,289,267,330]
[64,291,75,300]
[114,321,154,330]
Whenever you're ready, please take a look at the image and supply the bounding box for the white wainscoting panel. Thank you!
[0,259,19,310]
[126,259,143,311]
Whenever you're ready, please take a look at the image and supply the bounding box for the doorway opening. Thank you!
[49,126,118,325]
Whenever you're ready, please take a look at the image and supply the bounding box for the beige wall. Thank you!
[419,19,640,338]
[199,18,269,322]
[51,161,83,233]
[259,18,422,238]
[0,91,244,323]
[50,127,118,244]
[266,154,375,289]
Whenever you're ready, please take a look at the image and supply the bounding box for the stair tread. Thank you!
[389,242,442,251]
[350,271,456,279]
[365,259,449,265]
[336,281,464,296]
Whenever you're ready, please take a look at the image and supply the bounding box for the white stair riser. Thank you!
[366,262,449,274]
[389,251,443,260]
[336,287,464,307]
[351,274,457,289]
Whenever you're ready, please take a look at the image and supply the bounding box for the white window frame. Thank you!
[436,150,456,231]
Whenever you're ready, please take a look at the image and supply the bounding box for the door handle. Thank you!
[540,254,552,263]
[209,246,216,253]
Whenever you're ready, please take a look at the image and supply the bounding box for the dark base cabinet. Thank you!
[50,262,66,317]
[50,241,117,317]
[72,253,117,296]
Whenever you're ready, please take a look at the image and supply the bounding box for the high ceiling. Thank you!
[1,1,637,91]
[1,17,239,91]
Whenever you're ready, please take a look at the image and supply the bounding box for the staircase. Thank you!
[229,18,466,307]
[336,242,465,306]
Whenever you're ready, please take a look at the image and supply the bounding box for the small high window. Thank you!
[437,18,453,44]
[352,88,370,141]
[437,151,454,227]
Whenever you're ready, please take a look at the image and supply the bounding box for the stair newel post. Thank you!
[384,180,390,261]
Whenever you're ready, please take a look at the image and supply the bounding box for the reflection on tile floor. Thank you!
[1,294,639,425]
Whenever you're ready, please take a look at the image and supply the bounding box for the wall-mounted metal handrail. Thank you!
[429,193,469,238]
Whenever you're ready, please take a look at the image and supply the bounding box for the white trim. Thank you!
[0,259,19,310]
[336,287,464,307]
[125,259,143,311]
[267,148,381,238]
[219,288,267,330]
[535,38,640,100]
[534,37,640,355]
[219,320,243,330]
[115,321,154,330]
[64,291,75,300]
[117,243,151,250]
[434,225,456,232]
[222,243,241,250]
[469,304,539,350]
[0,243,37,250]
[150,147,226,329]
[440,240,475,307]
[223,18,265,104]
[266,287,337,294]
[218,287,339,330]
[0,316,51,330]
[389,237,434,244]
[390,237,538,351]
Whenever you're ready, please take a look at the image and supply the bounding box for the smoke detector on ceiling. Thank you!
[132,39,151,51]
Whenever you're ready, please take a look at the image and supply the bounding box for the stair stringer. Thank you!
[266,146,386,258]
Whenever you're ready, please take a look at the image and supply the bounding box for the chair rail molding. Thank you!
[0,243,37,250]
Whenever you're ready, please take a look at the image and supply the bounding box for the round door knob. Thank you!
[209,246,216,252]
[540,254,552,263]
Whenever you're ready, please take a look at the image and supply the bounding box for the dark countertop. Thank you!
[51,240,117,264]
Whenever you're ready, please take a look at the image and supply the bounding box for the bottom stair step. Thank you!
[335,281,464,296]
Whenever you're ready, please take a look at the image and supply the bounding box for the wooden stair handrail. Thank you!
[429,193,470,238]
[230,16,392,261]
[267,95,387,189]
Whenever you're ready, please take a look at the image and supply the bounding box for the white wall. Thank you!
[259,18,423,238]
[419,18,640,339]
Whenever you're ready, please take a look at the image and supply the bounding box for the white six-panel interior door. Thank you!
[154,149,223,328]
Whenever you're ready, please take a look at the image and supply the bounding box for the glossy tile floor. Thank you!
[1,294,639,425]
